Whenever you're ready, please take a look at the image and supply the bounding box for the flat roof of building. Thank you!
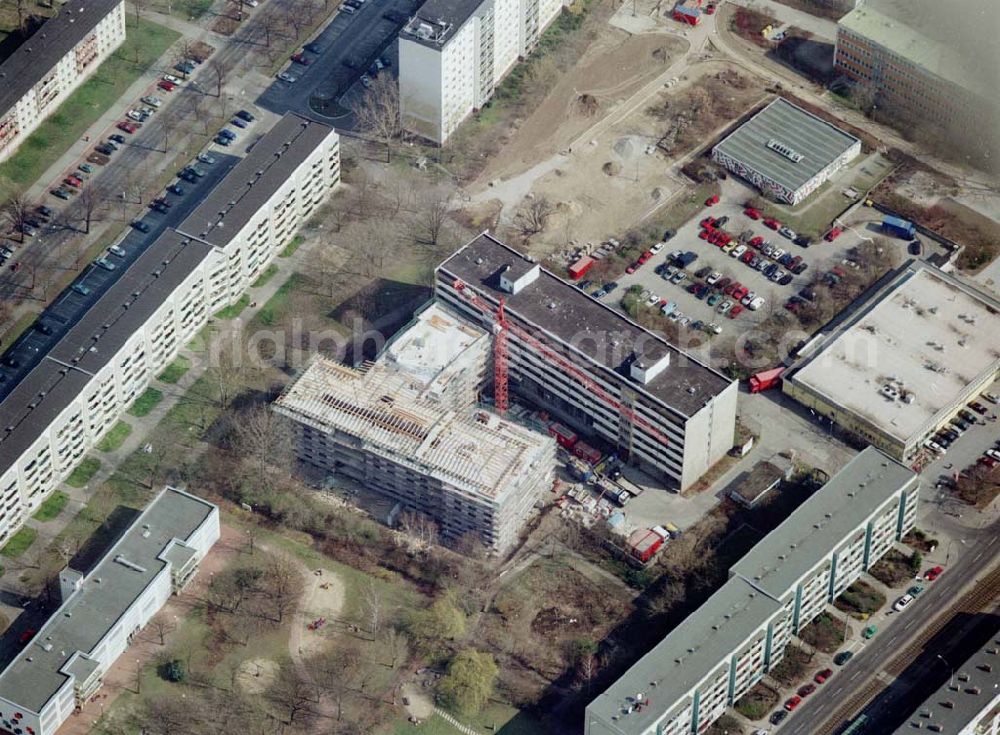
[382,302,489,398]
[0,234,212,471]
[788,261,1000,445]
[437,234,733,417]
[731,461,785,505]
[0,487,215,713]
[713,98,860,194]
[890,630,1000,734]
[838,6,988,99]
[0,0,122,119]
[177,113,334,248]
[400,0,483,48]
[274,354,553,501]
[587,577,782,734]
[731,447,917,598]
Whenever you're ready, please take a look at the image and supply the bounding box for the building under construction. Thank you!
[273,304,556,552]
[436,233,738,491]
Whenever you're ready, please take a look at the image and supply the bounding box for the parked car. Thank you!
[303,42,322,53]
[79,163,94,174]
[142,95,162,107]
[784,695,802,711]
[769,710,787,725]
[94,257,117,271]
[167,184,185,196]
[763,217,781,230]
[277,71,298,83]
[814,668,833,684]
[797,683,816,698]
[360,74,373,88]
[51,188,71,200]
[744,206,760,220]
[291,52,311,65]
[126,109,145,122]
[862,624,878,639]
[834,651,854,666]
[893,594,914,612]
[824,227,842,241]
[157,80,177,92]
[163,74,182,84]
[71,283,92,296]
[197,152,216,164]
[117,121,139,134]
[109,134,127,144]
[779,226,796,239]
[131,220,151,233]
[215,135,232,147]
[969,401,989,415]
[236,109,256,122]
[705,194,720,206]
[231,117,248,129]
[108,244,126,257]
[907,584,924,596]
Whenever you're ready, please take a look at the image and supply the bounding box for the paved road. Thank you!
[777,518,1000,735]
[256,0,417,124]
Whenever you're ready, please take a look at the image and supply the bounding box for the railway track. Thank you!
[811,560,1000,735]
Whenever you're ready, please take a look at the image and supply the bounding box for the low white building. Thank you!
[0,114,341,545]
[0,487,219,735]
[0,0,126,162]
[398,0,562,143]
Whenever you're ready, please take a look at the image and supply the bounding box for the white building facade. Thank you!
[0,0,126,162]
[0,487,219,735]
[399,0,562,143]
[0,114,340,546]
[587,448,920,735]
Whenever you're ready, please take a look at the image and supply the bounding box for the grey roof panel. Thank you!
[587,577,782,734]
[0,0,123,119]
[0,487,215,713]
[713,98,860,194]
[437,234,733,416]
[731,447,917,597]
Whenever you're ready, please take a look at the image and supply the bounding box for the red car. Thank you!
[969,402,989,415]
[705,194,720,206]
[699,229,711,240]
[763,217,781,230]
[117,121,139,133]
[741,251,754,264]
[731,284,747,300]
[797,683,817,697]
[626,262,639,274]
[701,216,716,228]
[925,566,944,581]
[728,304,743,318]
[639,250,653,263]
[784,695,802,711]
[64,175,82,188]
[290,52,311,65]
[749,235,764,248]
[824,227,842,242]
[744,207,761,220]
[705,2,716,13]
[157,80,176,92]
[815,668,833,684]
[978,456,998,469]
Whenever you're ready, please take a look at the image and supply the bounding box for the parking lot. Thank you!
[256,0,417,122]
[588,185,865,338]
[0,154,238,393]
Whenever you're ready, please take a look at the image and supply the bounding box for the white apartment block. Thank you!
[398,0,562,143]
[587,448,919,735]
[274,303,557,552]
[0,114,340,545]
[0,487,219,735]
[436,234,738,492]
[0,0,126,162]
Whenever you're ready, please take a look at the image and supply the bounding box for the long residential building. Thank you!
[0,486,219,735]
[0,113,341,545]
[398,0,562,143]
[0,0,126,162]
[585,447,919,735]
[274,303,557,552]
[436,233,738,491]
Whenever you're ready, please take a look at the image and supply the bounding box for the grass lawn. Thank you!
[157,355,191,384]
[279,234,305,257]
[0,17,180,202]
[66,457,102,487]
[251,264,279,288]
[96,421,133,453]
[798,612,848,653]
[214,294,250,319]
[251,274,301,327]
[1,527,38,558]
[0,312,40,351]
[33,491,70,522]
[157,0,214,19]
[128,387,164,417]
[835,579,886,619]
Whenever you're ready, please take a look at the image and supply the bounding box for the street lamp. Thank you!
[936,654,954,689]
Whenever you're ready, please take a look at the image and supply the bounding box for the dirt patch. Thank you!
[798,612,848,653]
[730,6,778,48]
[402,682,434,719]
[769,644,810,686]
[472,31,688,184]
[237,657,279,695]
[835,579,886,619]
[734,681,779,721]
[283,556,346,661]
[902,528,939,554]
[868,549,919,588]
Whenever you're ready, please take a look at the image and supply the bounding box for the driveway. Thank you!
[726,0,839,41]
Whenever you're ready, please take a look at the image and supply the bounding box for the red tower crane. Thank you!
[451,280,670,447]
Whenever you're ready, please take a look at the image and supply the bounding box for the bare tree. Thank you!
[259,10,281,47]
[2,191,31,243]
[384,626,409,669]
[306,642,363,721]
[263,556,304,623]
[232,404,294,491]
[78,186,104,234]
[209,59,230,98]
[351,74,401,161]
[132,0,147,26]
[414,190,452,247]
[267,660,316,725]
[149,612,176,645]
[362,580,383,640]
[398,510,439,548]
[514,196,555,237]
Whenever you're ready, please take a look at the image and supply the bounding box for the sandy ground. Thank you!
[402,682,435,720]
[475,31,689,185]
[237,657,280,695]
[287,559,347,661]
